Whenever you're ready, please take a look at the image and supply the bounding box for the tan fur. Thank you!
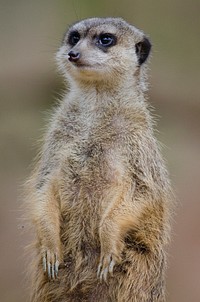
[27,17,172,301]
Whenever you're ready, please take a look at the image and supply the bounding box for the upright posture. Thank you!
[28,18,172,302]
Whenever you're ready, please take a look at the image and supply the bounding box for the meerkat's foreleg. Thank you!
[33,177,62,280]
[97,182,137,282]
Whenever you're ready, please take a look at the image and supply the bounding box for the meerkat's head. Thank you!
[56,18,151,86]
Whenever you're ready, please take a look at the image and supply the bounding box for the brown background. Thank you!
[0,1,200,301]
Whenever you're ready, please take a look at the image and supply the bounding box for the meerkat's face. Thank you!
[56,18,151,83]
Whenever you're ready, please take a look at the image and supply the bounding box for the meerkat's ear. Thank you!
[135,37,151,65]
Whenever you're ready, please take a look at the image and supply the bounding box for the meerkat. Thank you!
[27,17,172,302]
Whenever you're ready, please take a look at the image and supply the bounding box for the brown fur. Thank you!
[27,18,172,301]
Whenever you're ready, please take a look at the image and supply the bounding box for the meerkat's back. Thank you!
[28,17,172,302]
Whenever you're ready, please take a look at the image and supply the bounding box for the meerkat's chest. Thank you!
[59,111,129,192]
[59,134,127,232]
[63,135,125,183]
[56,103,143,194]
[58,110,134,228]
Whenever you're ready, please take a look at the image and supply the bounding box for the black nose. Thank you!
[68,50,80,62]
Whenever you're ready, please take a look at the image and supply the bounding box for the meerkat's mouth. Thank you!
[70,61,103,72]
[73,62,91,68]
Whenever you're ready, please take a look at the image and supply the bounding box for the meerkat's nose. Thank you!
[68,50,80,62]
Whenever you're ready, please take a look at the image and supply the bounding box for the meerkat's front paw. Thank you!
[42,247,61,280]
[97,252,121,282]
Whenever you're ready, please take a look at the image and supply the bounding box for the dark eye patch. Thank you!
[68,31,80,46]
[97,33,117,49]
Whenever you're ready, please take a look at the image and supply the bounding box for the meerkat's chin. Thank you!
[67,63,107,81]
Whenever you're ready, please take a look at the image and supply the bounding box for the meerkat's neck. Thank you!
[67,72,147,111]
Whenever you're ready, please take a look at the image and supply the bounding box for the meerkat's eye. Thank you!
[98,33,116,47]
[68,31,80,46]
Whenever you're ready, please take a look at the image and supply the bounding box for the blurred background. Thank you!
[0,0,199,301]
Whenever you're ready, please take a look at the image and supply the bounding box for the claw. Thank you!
[42,249,60,280]
[55,260,59,277]
[51,264,55,279]
[97,255,115,283]
[100,267,108,283]
[47,262,51,279]
[97,254,117,282]
[97,262,102,278]
[109,259,115,276]
[43,255,47,272]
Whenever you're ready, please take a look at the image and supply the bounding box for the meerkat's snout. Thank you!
[68,50,81,63]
